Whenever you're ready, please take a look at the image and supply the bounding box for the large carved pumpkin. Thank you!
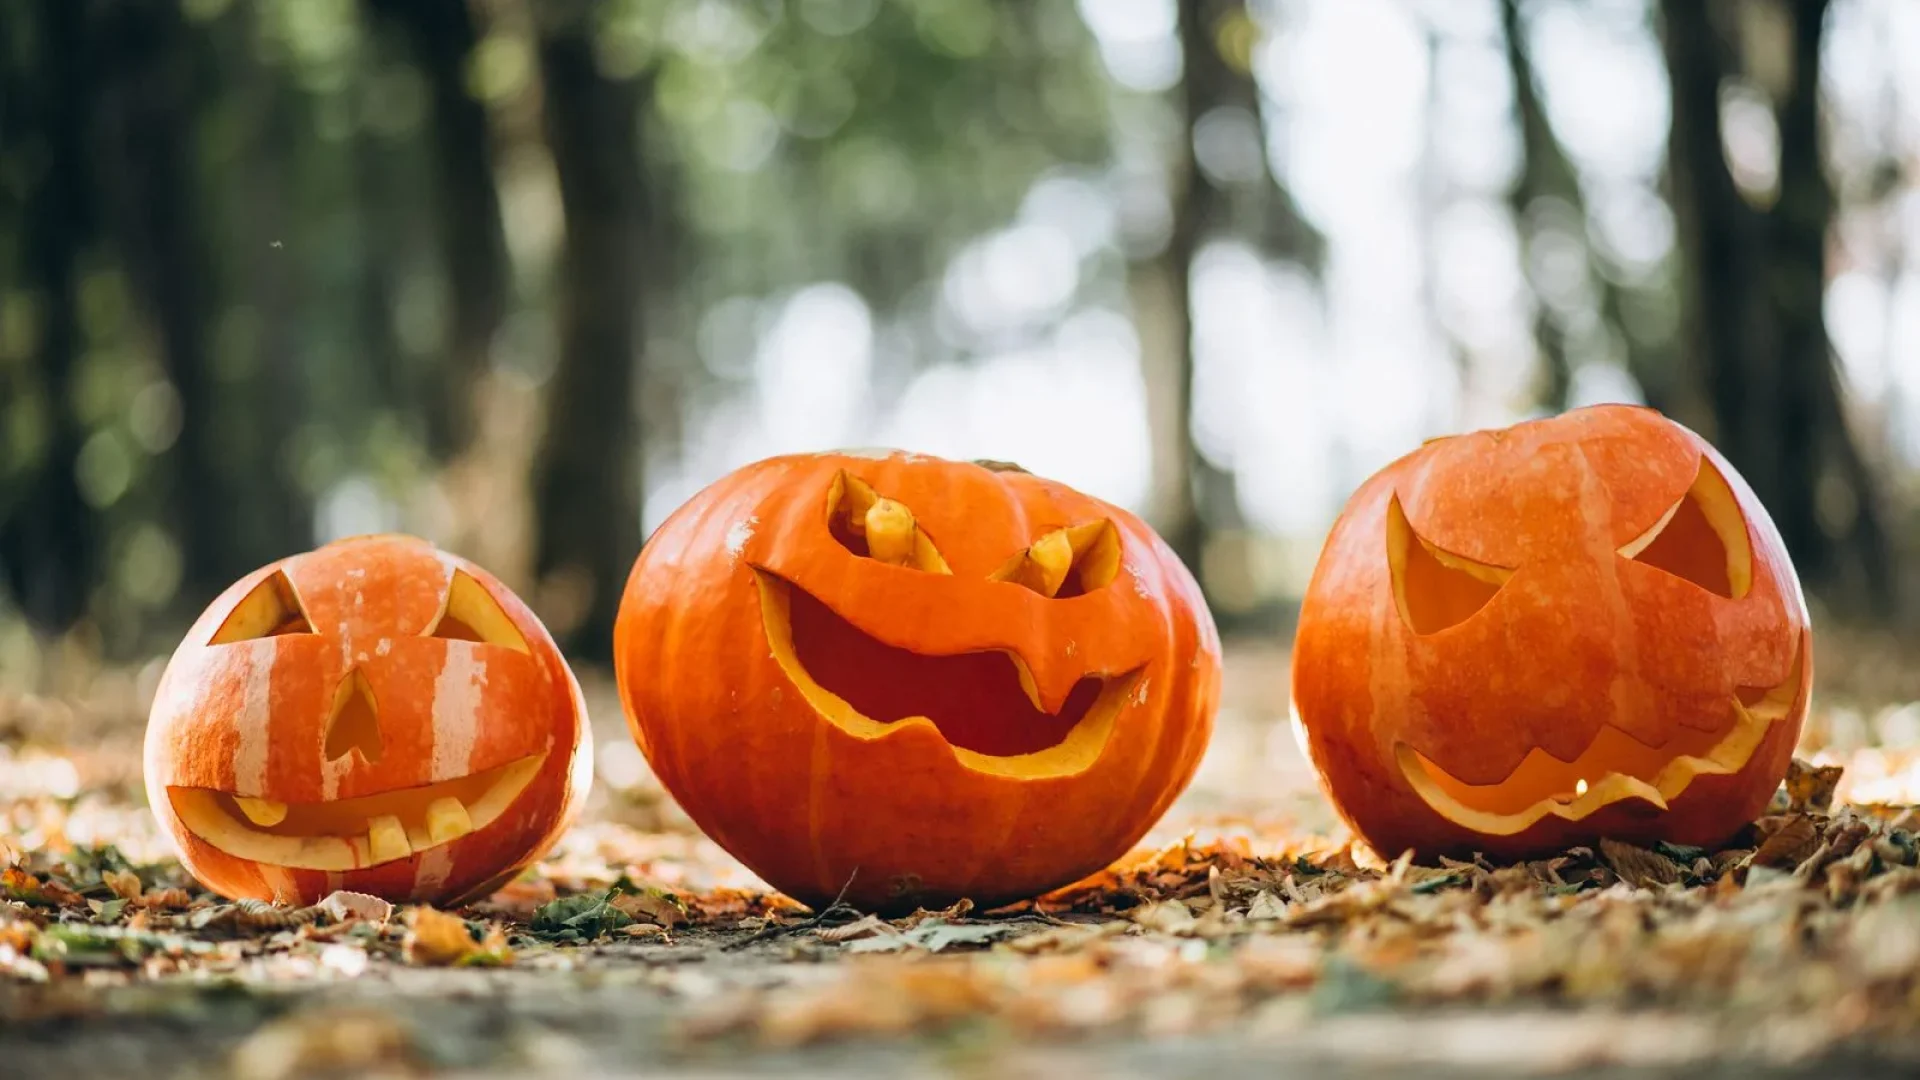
[1292,405,1810,859]
[145,535,592,905]
[615,451,1221,912]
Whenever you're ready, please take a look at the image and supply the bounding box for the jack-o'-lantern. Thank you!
[1292,405,1810,860]
[145,534,592,905]
[615,451,1221,912]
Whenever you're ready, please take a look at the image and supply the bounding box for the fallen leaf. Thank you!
[609,887,688,928]
[817,914,893,943]
[1246,890,1288,921]
[1129,900,1197,935]
[1752,816,1822,869]
[1784,758,1845,814]
[1600,838,1682,888]
[845,919,1014,954]
[531,889,633,942]
[316,890,393,925]
[102,868,143,902]
[402,906,468,965]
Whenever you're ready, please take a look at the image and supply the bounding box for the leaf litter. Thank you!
[8,673,1920,1072]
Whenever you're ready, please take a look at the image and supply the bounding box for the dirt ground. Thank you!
[5,637,1920,1078]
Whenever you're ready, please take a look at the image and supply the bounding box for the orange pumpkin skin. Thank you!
[144,535,592,906]
[614,451,1221,912]
[1291,405,1810,861]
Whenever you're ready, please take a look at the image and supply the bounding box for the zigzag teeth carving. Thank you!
[1395,641,1802,836]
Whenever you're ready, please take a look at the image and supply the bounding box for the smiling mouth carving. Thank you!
[169,752,546,871]
[1396,641,1806,835]
[752,569,1138,779]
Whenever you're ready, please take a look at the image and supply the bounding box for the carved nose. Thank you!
[324,669,383,764]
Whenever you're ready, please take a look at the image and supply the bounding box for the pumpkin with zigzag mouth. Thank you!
[1291,405,1811,860]
[614,450,1221,913]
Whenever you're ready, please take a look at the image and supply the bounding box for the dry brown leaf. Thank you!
[139,887,193,911]
[102,868,143,903]
[816,914,893,943]
[1246,890,1288,921]
[1129,899,1197,934]
[1600,839,1682,889]
[403,906,481,966]
[1784,758,1845,814]
[316,890,392,925]
[608,888,687,928]
[1752,815,1821,869]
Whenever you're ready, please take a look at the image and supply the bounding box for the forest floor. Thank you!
[6,635,1920,1078]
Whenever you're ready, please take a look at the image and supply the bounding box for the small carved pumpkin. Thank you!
[1291,405,1810,859]
[614,450,1221,912]
[145,535,592,905]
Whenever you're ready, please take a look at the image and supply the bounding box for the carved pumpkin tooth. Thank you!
[864,499,917,566]
[234,796,288,827]
[426,797,474,845]
[368,814,411,864]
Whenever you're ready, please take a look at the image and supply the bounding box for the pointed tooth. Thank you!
[234,796,288,827]
[426,797,474,845]
[368,814,411,864]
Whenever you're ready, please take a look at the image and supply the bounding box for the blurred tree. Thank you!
[362,0,511,457]
[1660,0,1893,610]
[531,1,648,657]
[1499,0,1681,416]
[0,0,99,631]
[1153,0,1322,583]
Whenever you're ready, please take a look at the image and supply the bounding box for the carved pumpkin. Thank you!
[614,451,1220,912]
[1291,405,1810,859]
[145,534,592,905]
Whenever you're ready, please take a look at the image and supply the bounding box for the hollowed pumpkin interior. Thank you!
[169,752,545,871]
[1618,455,1752,599]
[752,569,1137,779]
[1386,496,1513,635]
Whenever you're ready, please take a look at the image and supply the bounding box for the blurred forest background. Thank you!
[3,0,1919,672]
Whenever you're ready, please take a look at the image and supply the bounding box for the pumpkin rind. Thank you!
[614,450,1221,912]
[144,535,592,906]
[1291,405,1811,860]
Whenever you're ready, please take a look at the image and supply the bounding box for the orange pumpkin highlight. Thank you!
[1291,405,1811,860]
[145,534,592,905]
[615,451,1221,912]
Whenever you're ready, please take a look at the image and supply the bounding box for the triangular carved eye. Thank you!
[1387,496,1513,634]
[825,471,951,574]
[1618,457,1752,599]
[209,570,315,644]
[991,520,1121,598]
[425,569,531,653]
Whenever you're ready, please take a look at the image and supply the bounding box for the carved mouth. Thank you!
[168,752,546,871]
[1396,642,1805,835]
[752,569,1138,778]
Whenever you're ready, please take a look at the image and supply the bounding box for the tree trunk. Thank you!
[1153,0,1322,590]
[88,0,315,596]
[531,5,646,658]
[363,0,510,458]
[1660,0,1890,610]
[1501,0,1682,416]
[0,0,98,631]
